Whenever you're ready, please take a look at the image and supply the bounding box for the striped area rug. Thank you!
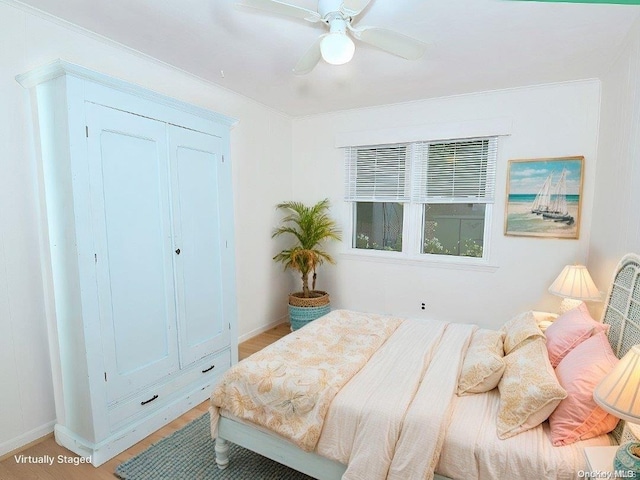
[115,413,314,480]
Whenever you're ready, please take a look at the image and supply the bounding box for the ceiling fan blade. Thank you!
[237,0,322,23]
[350,26,427,60]
[340,0,371,17]
[293,36,325,75]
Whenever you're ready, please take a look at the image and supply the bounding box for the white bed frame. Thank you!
[214,253,640,480]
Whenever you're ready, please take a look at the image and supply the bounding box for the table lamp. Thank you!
[594,345,640,475]
[548,264,602,313]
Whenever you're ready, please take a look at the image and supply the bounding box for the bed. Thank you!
[209,253,640,480]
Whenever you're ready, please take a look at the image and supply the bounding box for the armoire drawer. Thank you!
[108,348,231,431]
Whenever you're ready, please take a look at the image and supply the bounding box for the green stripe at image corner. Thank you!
[506,0,640,4]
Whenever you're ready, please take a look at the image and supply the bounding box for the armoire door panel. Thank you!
[100,132,170,374]
[169,125,229,366]
[86,104,179,403]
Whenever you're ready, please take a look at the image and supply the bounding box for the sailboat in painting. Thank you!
[531,169,574,225]
[531,174,553,215]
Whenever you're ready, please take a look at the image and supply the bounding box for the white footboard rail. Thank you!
[215,416,453,480]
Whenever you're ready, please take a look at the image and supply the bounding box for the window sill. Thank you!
[339,250,500,273]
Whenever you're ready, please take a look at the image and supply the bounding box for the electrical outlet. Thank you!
[421,302,426,310]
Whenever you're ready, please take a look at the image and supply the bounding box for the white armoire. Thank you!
[17,61,238,466]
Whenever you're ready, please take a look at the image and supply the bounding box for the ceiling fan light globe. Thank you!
[320,33,355,65]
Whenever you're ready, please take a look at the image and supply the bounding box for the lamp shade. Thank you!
[320,33,355,65]
[594,345,640,424]
[548,264,601,301]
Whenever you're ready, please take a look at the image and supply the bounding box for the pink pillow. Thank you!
[544,303,609,367]
[548,331,620,446]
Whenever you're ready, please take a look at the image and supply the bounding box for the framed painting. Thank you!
[504,156,584,239]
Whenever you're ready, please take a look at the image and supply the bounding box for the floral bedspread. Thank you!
[210,309,403,451]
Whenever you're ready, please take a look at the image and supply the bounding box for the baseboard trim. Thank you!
[0,421,55,461]
[238,315,289,343]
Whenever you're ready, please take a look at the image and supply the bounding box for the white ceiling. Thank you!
[16,0,640,116]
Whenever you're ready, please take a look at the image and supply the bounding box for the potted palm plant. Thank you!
[272,198,341,330]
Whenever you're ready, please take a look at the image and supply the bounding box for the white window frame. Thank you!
[343,137,499,271]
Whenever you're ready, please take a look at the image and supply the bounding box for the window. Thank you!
[354,202,404,252]
[345,137,497,260]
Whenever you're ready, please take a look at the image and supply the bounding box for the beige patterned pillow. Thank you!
[501,311,545,354]
[497,337,567,439]
[457,329,506,395]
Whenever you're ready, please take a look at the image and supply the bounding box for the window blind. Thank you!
[411,137,497,204]
[344,144,410,202]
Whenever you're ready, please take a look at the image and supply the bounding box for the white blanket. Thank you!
[437,389,616,480]
[316,318,476,480]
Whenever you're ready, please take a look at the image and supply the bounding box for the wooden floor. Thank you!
[238,322,290,361]
[0,322,291,480]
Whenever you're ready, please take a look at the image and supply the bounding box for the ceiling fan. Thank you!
[237,0,428,74]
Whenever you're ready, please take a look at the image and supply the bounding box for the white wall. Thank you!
[588,16,640,308]
[292,81,601,329]
[0,1,293,456]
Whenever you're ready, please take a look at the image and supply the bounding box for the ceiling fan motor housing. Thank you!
[327,15,348,33]
[318,0,348,20]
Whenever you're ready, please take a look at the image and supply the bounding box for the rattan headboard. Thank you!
[601,253,640,443]
[602,253,640,359]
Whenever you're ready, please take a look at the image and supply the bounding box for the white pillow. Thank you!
[457,329,506,395]
[501,310,545,354]
[497,337,567,439]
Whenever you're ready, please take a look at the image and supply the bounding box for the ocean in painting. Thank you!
[508,194,580,203]
[506,194,580,236]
